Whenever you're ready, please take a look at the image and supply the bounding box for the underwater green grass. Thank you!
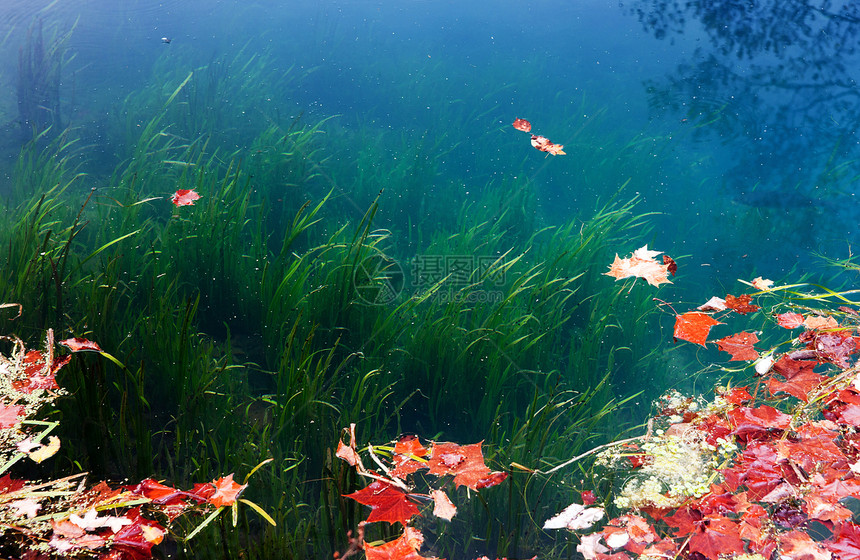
[0,46,687,559]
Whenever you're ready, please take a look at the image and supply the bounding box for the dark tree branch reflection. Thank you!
[627,0,860,196]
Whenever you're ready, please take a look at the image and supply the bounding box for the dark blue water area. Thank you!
[3,0,860,302]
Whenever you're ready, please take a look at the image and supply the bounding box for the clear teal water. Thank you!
[5,0,856,288]
[3,1,859,556]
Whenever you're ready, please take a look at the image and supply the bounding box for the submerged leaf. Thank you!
[58,337,103,353]
[171,189,201,207]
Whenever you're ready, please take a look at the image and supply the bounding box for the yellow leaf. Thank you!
[29,436,60,463]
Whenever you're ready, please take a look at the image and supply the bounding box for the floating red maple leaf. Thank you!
[364,527,433,560]
[725,294,760,315]
[512,118,532,132]
[780,530,831,560]
[390,435,430,478]
[0,403,25,429]
[58,337,103,353]
[717,332,759,361]
[688,515,745,559]
[673,312,722,346]
[0,474,24,494]
[728,405,791,440]
[207,474,246,507]
[112,508,166,560]
[775,424,845,473]
[663,254,677,276]
[171,189,201,207]
[828,522,860,560]
[776,312,804,329]
[344,480,420,525]
[512,118,565,155]
[132,478,197,505]
[12,350,60,393]
[335,423,361,467]
[427,442,493,490]
[766,357,826,402]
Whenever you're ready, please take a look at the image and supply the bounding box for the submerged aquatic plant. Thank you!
[0,323,272,559]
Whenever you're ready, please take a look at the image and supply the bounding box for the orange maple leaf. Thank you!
[364,527,436,560]
[390,435,430,478]
[674,312,722,346]
[208,474,247,507]
[605,246,672,287]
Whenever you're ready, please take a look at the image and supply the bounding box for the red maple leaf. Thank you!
[824,389,860,426]
[775,424,845,473]
[132,478,198,505]
[427,442,492,489]
[725,294,760,315]
[813,331,856,367]
[207,474,247,507]
[717,332,759,361]
[688,515,745,559]
[0,403,25,429]
[719,386,752,406]
[766,360,826,402]
[728,405,791,439]
[475,471,508,489]
[58,337,103,352]
[171,189,201,207]
[390,435,430,478]
[12,350,60,393]
[111,508,166,560]
[512,118,532,133]
[827,522,860,560]
[364,527,433,560]
[722,441,787,500]
[673,312,722,346]
[344,480,420,525]
[780,530,831,560]
[776,312,805,329]
[0,474,24,494]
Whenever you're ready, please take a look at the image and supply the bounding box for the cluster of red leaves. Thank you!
[511,118,566,156]
[0,329,248,559]
[672,291,765,348]
[563,287,860,560]
[2,472,247,559]
[335,424,511,560]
